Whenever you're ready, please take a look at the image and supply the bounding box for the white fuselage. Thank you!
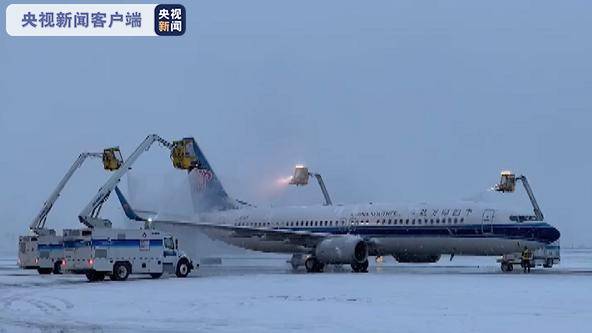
[193,202,560,257]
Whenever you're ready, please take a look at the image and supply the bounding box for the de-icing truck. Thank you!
[62,227,193,281]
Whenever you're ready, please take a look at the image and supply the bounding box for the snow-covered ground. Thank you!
[1,250,591,333]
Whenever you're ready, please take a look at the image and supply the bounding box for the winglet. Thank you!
[115,186,147,222]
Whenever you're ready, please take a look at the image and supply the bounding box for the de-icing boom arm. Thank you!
[516,175,544,221]
[30,152,103,235]
[78,134,174,228]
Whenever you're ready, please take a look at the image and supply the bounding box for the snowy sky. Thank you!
[1,1,591,246]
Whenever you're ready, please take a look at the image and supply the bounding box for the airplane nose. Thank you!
[545,225,561,243]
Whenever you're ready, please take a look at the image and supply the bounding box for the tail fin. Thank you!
[186,138,236,212]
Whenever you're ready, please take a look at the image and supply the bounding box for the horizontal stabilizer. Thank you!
[114,186,156,222]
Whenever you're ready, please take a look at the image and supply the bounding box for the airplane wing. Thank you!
[151,218,329,249]
[115,186,375,251]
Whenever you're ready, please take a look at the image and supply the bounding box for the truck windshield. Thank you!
[164,237,174,250]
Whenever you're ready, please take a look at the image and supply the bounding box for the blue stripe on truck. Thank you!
[63,239,163,248]
[37,244,63,250]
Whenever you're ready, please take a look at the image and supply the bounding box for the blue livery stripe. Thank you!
[275,223,560,243]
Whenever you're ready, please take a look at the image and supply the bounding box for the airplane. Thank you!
[115,138,561,273]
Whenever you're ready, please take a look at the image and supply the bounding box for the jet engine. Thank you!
[315,236,368,265]
[394,254,441,263]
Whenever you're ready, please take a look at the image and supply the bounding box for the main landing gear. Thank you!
[351,260,369,273]
[300,256,369,273]
[304,257,325,273]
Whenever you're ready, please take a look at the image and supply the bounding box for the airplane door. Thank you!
[346,216,356,234]
[482,209,495,233]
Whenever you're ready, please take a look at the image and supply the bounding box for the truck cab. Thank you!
[62,228,194,282]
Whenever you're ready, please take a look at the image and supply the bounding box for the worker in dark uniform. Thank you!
[521,247,533,273]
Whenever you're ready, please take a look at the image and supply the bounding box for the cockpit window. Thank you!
[510,215,536,223]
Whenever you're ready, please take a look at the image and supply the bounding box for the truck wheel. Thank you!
[176,259,190,278]
[37,268,52,275]
[150,273,163,279]
[53,261,63,274]
[501,262,509,272]
[113,262,130,281]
